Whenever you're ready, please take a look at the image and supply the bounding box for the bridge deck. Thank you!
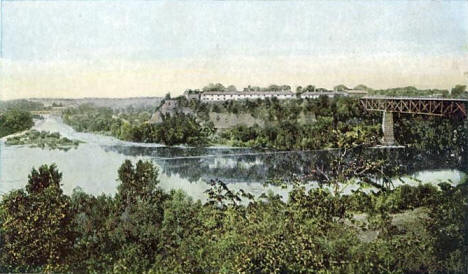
[362,96,468,102]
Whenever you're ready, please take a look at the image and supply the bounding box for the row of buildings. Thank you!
[185,90,367,102]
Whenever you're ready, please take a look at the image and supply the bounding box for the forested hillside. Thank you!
[61,96,467,159]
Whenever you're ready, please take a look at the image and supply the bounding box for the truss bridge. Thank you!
[360,97,468,145]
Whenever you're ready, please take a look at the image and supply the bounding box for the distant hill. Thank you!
[26,97,163,110]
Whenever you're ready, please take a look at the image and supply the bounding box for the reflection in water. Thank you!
[103,145,334,183]
[0,115,466,202]
[103,144,467,185]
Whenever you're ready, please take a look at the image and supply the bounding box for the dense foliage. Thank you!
[395,114,468,157]
[62,104,152,133]
[0,165,74,272]
[115,113,212,146]
[0,161,466,273]
[216,96,374,150]
[221,120,380,150]
[213,96,467,156]
[0,109,34,137]
[362,85,467,98]
[61,94,468,159]
[158,95,382,150]
[368,86,451,97]
[62,105,210,146]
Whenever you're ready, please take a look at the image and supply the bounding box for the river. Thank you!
[0,115,466,202]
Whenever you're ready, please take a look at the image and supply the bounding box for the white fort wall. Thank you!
[199,91,349,102]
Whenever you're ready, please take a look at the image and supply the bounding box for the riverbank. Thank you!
[1,115,465,199]
[0,129,29,141]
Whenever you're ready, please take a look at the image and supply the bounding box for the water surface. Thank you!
[0,116,465,202]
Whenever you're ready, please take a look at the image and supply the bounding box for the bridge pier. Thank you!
[361,97,468,146]
[382,111,395,146]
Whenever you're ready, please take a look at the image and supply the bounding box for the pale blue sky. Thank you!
[3,1,467,60]
[1,1,467,99]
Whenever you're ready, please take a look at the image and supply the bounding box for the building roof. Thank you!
[201,91,294,96]
[346,89,368,94]
[301,91,347,96]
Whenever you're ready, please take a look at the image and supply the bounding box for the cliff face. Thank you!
[150,100,317,129]
[149,112,164,124]
[149,100,194,124]
[208,113,264,130]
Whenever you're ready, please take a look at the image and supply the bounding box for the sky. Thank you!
[0,0,467,99]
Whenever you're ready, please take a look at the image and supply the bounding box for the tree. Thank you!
[116,160,161,207]
[304,85,316,92]
[226,85,237,92]
[451,85,466,97]
[267,84,281,91]
[26,164,62,194]
[354,84,371,91]
[425,183,467,271]
[203,83,226,92]
[333,84,349,91]
[0,109,34,137]
[280,85,292,91]
[119,122,134,141]
[111,160,167,272]
[0,164,75,271]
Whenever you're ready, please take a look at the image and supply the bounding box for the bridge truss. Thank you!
[360,97,467,119]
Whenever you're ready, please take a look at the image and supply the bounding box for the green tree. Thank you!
[451,84,466,97]
[226,85,237,92]
[203,83,226,92]
[425,183,468,271]
[354,84,371,91]
[304,85,316,92]
[333,84,349,91]
[0,109,34,137]
[116,160,161,207]
[0,164,75,271]
[111,160,167,272]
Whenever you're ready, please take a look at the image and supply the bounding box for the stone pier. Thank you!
[382,111,395,146]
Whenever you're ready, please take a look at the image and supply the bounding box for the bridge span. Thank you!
[360,97,468,145]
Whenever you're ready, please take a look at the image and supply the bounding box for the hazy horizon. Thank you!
[1,80,465,101]
[1,1,467,100]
